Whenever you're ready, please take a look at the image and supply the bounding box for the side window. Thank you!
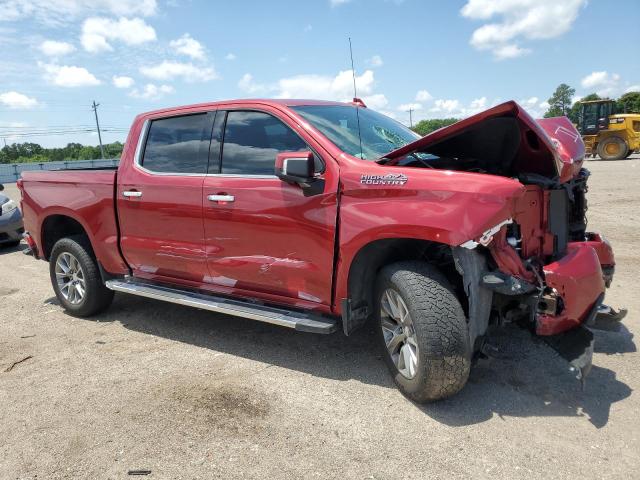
[142,113,210,174]
[221,111,309,175]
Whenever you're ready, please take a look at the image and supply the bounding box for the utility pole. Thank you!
[409,108,414,128]
[91,100,105,159]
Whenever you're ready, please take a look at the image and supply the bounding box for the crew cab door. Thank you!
[202,107,338,307]
[117,112,214,283]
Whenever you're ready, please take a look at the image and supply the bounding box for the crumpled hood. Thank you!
[384,101,585,183]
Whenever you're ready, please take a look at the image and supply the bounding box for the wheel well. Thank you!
[346,238,464,322]
[41,215,90,260]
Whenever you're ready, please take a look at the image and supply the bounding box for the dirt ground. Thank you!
[1,157,639,479]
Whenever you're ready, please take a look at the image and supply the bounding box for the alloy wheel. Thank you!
[55,252,86,305]
[380,288,419,379]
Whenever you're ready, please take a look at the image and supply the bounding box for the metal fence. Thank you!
[0,158,119,183]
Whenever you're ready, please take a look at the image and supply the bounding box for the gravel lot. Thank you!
[1,157,639,479]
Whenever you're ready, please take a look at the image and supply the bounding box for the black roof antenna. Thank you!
[349,37,364,159]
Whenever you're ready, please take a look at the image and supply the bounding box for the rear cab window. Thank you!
[141,113,212,174]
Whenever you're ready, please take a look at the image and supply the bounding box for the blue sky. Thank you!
[0,0,638,147]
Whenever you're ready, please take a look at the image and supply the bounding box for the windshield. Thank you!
[292,105,420,160]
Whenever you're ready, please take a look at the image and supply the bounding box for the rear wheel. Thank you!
[49,236,114,317]
[375,261,471,402]
[597,136,629,160]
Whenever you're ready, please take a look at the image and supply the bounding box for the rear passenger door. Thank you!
[202,107,338,306]
[117,112,214,283]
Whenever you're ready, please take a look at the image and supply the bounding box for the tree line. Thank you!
[0,142,124,164]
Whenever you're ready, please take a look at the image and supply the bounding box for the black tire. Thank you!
[374,261,471,403]
[49,235,114,317]
[597,136,629,160]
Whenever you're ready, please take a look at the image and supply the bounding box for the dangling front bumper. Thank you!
[536,241,608,336]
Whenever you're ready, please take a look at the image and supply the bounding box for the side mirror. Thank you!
[275,151,315,186]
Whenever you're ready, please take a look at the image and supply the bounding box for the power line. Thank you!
[0,130,127,138]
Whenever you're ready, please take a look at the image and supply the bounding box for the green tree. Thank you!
[616,91,640,113]
[411,118,458,136]
[544,83,576,118]
[104,141,124,158]
[0,141,124,164]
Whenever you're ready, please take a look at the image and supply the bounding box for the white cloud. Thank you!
[238,73,268,95]
[518,96,547,118]
[330,0,351,6]
[0,91,38,109]
[397,96,502,126]
[581,71,621,96]
[112,75,135,88]
[493,44,530,60]
[140,60,217,82]
[0,0,157,24]
[367,55,383,67]
[398,103,422,112]
[415,89,432,102]
[39,40,75,56]
[225,53,236,60]
[519,96,539,107]
[470,96,487,109]
[237,69,388,107]
[39,62,101,87]
[461,0,586,59]
[362,94,388,109]
[129,83,174,100]
[625,85,640,94]
[81,17,156,53]
[431,99,461,113]
[276,69,375,100]
[169,34,205,60]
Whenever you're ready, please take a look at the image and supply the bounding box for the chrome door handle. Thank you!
[123,191,143,198]
[208,194,235,202]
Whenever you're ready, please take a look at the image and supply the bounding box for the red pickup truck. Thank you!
[19,99,616,401]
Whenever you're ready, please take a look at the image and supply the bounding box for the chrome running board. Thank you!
[105,279,337,334]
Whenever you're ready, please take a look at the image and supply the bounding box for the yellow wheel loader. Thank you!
[579,100,640,160]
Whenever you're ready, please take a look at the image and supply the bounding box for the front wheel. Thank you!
[375,261,471,402]
[49,236,114,317]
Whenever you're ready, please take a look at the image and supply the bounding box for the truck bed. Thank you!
[20,169,128,274]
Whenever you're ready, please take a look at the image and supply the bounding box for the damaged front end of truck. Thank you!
[383,101,624,386]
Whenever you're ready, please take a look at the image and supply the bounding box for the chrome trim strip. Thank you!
[105,280,336,333]
[205,173,278,179]
[132,119,277,179]
[133,119,149,169]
